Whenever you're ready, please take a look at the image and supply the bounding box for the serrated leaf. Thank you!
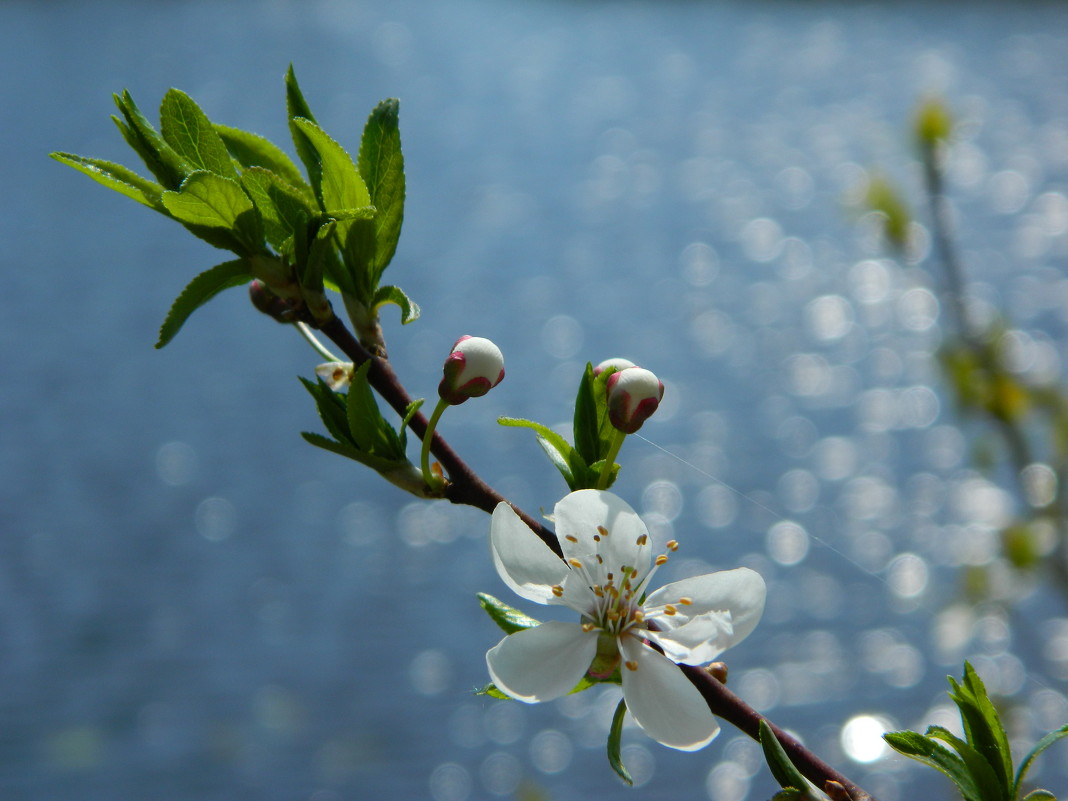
[159,89,237,179]
[771,791,806,801]
[300,377,352,446]
[50,153,164,210]
[345,360,404,460]
[156,259,250,348]
[291,118,370,214]
[357,98,405,281]
[112,90,191,188]
[477,593,541,635]
[1014,724,1068,797]
[240,167,314,250]
[928,725,1003,801]
[608,698,632,786]
[760,720,813,796]
[884,730,982,801]
[950,662,1014,795]
[161,171,264,253]
[498,416,588,491]
[372,284,420,324]
[300,431,407,472]
[215,123,308,188]
[535,435,577,489]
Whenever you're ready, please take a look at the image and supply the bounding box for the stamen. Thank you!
[678,597,693,605]
[568,558,583,569]
[666,540,679,551]
[593,534,601,542]
[595,554,604,564]
[581,623,596,632]
[607,610,620,621]
[565,534,578,543]
[664,605,677,615]
[624,661,638,671]
[593,586,604,597]
[636,533,648,546]
[632,610,645,622]
[655,554,668,566]
[551,585,564,597]
[597,525,609,538]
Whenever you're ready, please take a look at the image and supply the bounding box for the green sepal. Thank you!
[477,592,541,635]
[607,698,632,786]
[112,89,191,189]
[159,89,238,180]
[372,284,421,324]
[356,98,405,283]
[215,123,308,189]
[290,117,371,214]
[884,730,981,801]
[50,153,164,210]
[156,259,251,348]
[949,662,1014,795]
[161,171,264,254]
[1014,725,1068,797]
[475,683,511,701]
[759,720,815,797]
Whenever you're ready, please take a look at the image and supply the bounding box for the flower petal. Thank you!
[486,621,598,702]
[646,567,766,649]
[554,490,651,579]
[490,502,569,605]
[647,611,734,665]
[619,637,719,751]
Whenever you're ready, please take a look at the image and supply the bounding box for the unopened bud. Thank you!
[249,279,300,323]
[606,366,664,433]
[593,357,636,377]
[438,336,505,405]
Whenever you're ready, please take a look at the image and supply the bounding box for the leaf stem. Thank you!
[296,320,342,362]
[420,398,450,491]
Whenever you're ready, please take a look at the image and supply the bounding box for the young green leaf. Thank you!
[574,364,601,465]
[928,725,1002,801]
[372,284,421,325]
[1020,790,1056,801]
[156,259,251,348]
[608,698,632,786]
[161,171,264,253]
[345,360,404,460]
[759,720,814,797]
[1014,724,1068,798]
[300,377,353,445]
[357,98,405,281]
[290,118,370,214]
[475,683,512,701]
[112,90,192,189]
[477,593,541,634]
[215,123,308,189]
[50,153,164,210]
[884,730,981,801]
[396,398,425,452]
[949,662,1014,795]
[159,89,238,179]
[240,166,315,250]
[300,431,408,473]
[498,416,588,490]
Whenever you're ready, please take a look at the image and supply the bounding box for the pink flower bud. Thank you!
[593,357,636,377]
[438,336,505,405]
[606,367,664,433]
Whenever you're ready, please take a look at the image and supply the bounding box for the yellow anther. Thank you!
[607,610,620,621]
[565,534,578,543]
[636,534,648,546]
[655,555,669,566]
[597,525,609,538]
[624,661,639,671]
[551,585,564,597]
[593,586,604,597]
[593,533,601,542]
[678,597,693,606]
[581,622,596,632]
[568,558,584,569]
[633,610,645,622]
[596,554,604,564]
[664,605,677,615]
[666,540,679,551]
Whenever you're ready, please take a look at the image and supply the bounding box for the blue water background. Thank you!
[2,1,1068,799]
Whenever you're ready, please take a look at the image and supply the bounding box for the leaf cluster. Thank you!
[300,362,423,489]
[499,363,622,490]
[884,662,1067,801]
[51,67,417,349]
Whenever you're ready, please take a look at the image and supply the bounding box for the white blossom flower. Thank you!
[438,335,505,405]
[315,361,355,391]
[486,489,766,751]
[606,366,664,433]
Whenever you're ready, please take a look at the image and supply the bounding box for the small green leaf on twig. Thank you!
[759,720,813,797]
[477,593,541,634]
[156,259,250,348]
